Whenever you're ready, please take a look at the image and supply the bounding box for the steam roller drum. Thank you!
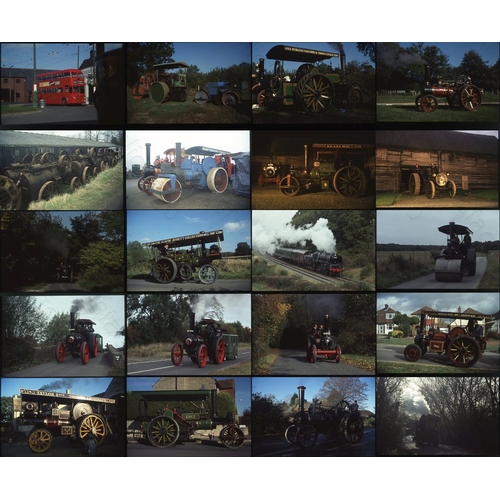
[131,83,149,100]
[150,177,182,203]
[72,402,93,420]
[435,258,462,282]
[149,81,170,103]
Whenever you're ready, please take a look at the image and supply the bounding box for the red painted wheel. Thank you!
[335,345,342,363]
[211,336,225,364]
[80,341,90,365]
[311,344,317,363]
[420,95,438,112]
[142,176,156,195]
[55,341,65,363]
[171,343,184,366]
[196,344,208,368]
[404,343,422,362]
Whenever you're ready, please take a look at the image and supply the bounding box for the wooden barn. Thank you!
[376,130,498,193]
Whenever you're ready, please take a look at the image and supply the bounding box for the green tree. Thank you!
[127,43,175,86]
[1,396,14,424]
[459,50,492,88]
[127,240,149,271]
[251,392,289,435]
[235,242,251,256]
[42,311,70,345]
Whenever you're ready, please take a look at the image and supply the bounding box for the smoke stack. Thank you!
[145,143,151,167]
[297,386,306,412]
[304,144,308,170]
[324,313,330,334]
[189,311,195,331]
[70,312,75,330]
[424,65,431,83]
[175,142,182,168]
[341,54,346,79]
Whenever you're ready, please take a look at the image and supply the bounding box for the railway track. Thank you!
[256,251,361,286]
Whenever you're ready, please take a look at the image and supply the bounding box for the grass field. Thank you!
[127,88,251,124]
[28,160,124,211]
[376,97,499,122]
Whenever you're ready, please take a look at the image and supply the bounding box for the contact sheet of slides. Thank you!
[0,42,498,458]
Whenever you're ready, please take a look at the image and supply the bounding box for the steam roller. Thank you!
[434,222,476,282]
[435,257,463,282]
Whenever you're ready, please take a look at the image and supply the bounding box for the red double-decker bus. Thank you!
[36,69,86,105]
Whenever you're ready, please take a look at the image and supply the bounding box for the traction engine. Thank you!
[285,386,364,448]
[307,313,342,363]
[18,388,114,453]
[55,312,99,365]
[133,389,245,449]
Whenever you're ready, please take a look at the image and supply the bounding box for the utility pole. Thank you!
[32,43,38,106]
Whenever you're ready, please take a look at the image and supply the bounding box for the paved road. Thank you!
[269,349,374,375]
[127,438,251,457]
[126,178,250,210]
[389,256,487,290]
[127,346,251,376]
[2,352,123,377]
[377,343,500,372]
[252,427,375,457]
[1,103,98,125]
[127,277,251,292]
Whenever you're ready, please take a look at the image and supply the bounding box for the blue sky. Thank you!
[126,377,251,414]
[252,42,372,71]
[170,43,251,73]
[252,377,376,413]
[1,43,122,70]
[1,377,114,398]
[127,209,251,253]
[398,42,499,67]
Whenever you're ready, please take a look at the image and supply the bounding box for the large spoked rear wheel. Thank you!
[295,74,334,114]
[341,413,364,443]
[147,416,180,448]
[77,414,107,446]
[211,335,225,364]
[459,85,481,111]
[207,167,228,193]
[409,173,421,195]
[153,258,178,283]
[333,166,367,198]
[448,336,480,368]
[0,176,22,210]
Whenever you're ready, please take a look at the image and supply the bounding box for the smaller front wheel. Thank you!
[279,175,300,197]
[198,264,217,284]
[404,343,422,362]
[420,95,438,113]
[171,343,183,366]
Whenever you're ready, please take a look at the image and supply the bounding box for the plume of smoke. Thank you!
[39,379,75,392]
[44,230,69,259]
[254,216,336,254]
[378,44,425,70]
[71,297,101,313]
[328,42,345,55]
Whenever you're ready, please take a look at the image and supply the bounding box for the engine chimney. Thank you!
[324,313,330,334]
[189,311,196,332]
[70,312,75,330]
[297,386,306,412]
[175,142,182,168]
[341,54,346,80]
[145,142,151,167]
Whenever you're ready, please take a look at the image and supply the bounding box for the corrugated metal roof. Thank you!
[0,130,116,148]
[377,130,498,156]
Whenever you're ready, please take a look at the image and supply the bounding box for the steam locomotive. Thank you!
[274,247,343,277]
